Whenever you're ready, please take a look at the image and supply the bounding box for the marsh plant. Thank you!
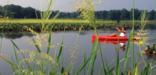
[0,0,63,75]
[0,0,155,75]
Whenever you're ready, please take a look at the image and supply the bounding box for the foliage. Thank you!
[0,4,156,20]
[0,0,155,75]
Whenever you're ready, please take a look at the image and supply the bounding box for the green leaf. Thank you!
[47,32,52,54]
[32,38,41,53]
[56,40,64,63]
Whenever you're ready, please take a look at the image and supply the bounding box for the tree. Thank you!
[3,4,23,18]
[148,10,156,20]
[108,10,121,24]
[130,9,141,20]
[95,11,108,19]
[21,7,37,18]
[0,4,156,20]
[120,9,130,20]
[0,6,3,17]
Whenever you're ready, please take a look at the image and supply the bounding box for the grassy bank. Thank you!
[0,19,156,25]
[0,0,156,74]
[0,19,156,32]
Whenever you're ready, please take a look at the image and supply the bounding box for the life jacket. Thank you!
[120,32,126,37]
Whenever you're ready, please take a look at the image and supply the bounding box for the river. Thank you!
[0,30,156,75]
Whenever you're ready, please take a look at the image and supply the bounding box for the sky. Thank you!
[0,0,156,12]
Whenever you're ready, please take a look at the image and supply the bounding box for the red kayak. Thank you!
[92,34,139,43]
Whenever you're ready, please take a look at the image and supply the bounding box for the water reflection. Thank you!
[98,40,127,51]
[0,30,155,75]
[0,32,34,39]
[145,54,156,59]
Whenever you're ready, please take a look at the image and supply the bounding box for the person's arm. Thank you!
[116,27,121,32]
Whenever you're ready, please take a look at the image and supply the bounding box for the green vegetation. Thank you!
[0,19,156,24]
[0,19,156,32]
[0,4,156,20]
[0,0,156,75]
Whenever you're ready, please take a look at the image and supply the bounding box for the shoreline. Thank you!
[0,24,156,32]
[0,19,156,32]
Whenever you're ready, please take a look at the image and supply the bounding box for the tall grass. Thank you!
[0,0,154,75]
[0,0,63,75]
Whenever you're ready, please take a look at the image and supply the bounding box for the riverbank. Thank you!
[0,19,156,32]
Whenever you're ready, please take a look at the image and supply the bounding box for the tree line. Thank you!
[0,4,156,20]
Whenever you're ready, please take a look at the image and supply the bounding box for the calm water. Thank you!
[0,30,156,75]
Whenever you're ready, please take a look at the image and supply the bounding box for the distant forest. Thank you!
[0,4,156,20]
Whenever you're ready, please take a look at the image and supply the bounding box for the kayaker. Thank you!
[111,27,126,37]
[116,27,126,37]
[116,27,126,50]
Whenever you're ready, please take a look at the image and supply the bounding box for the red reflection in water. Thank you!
[98,40,127,45]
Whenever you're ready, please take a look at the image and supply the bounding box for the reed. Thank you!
[0,0,154,75]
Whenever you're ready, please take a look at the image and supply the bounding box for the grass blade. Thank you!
[88,37,99,75]
[99,44,108,74]
[142,64,151,75]
[11,40,20,51]
[0,55,16,70]
[13,44,19,63]
[134,65,139,75]
[32,38,41,53]
[77,37,98,74]
[56,40,64,63]
[47,32,52,54]
[77,56,90,75]
[115,50,120,75]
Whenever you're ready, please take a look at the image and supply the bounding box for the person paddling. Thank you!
[110,26,126,37]
[116,26,126,51]
[116,27,126,37]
